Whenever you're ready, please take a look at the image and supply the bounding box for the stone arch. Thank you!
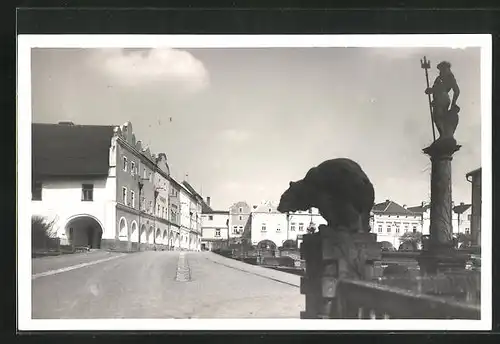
[130,221,138,243]
[257,239,277,251]
[140,224,147,243]
[118,217,128,241]
[162,230,167,245]
[148,226,154,244]
[155,228,161,243]
[64,214,104,249]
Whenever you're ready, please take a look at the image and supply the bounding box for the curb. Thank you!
[205,252,300,287]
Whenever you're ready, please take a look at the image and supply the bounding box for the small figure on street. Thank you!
[424,61,461,142]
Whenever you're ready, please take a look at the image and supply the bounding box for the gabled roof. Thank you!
[201,200,213,213]
[32,123,115,178]
[372,200,415,215]
[453,203,472,214]
[252,201,280,213]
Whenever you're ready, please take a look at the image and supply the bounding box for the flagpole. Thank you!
[421,56,436,142]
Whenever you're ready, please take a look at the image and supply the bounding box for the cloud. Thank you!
[220,129,252,142]
[88,48,210,92]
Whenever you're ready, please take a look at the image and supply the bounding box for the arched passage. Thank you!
[130,221,138,243]
[140,224,147,243]
[65,215,103,249]
[282,239,297,250]
[148,226,154,244]
[155,228,161,244]
[257,239,277,251]
[118,217,127,241]
[162,230,167,245]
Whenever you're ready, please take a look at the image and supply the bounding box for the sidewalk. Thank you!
[203,252,300,287]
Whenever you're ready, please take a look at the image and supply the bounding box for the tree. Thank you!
[399,231,422,251]
[32,215,57,250]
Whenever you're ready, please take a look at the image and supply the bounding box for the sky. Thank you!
[31,46,482,210]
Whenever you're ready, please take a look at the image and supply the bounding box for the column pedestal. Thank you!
[418,138,466,275]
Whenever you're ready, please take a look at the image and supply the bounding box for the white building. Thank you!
[250,201,289,249]
[287,208,327,247]
[371,200,422,250]
[228,201,251,239]
[201,197,229,251]
[408,201,472,236]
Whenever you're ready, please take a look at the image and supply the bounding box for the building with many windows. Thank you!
[31,120,202,252]
[371,200,422,249]
[228,201,251,239]
[201,197,230,251]
[466,167,481,246]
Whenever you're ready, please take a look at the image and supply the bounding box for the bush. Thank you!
[32,216,57,250]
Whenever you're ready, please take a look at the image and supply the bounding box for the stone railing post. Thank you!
[300,225,381,319]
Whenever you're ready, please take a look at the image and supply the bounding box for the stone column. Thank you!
[418,140,468,275]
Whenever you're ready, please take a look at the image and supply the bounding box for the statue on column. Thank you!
[423,60,461,147]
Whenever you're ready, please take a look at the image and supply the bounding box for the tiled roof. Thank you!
[203,210,229,215]
[372,200,415,215]
[32,123,115,178]
[453,203,472,214]
[201,201,213,213]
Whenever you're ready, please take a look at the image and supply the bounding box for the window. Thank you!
[143,168,147,179]
[149,200,153,213]
[412,225,417,233]
[268,208,272,213]
[232,226,238,234]
[238,215,242,221]
[157,204,161,215]
[141,196,145,211]
[149,172,153,183]
[161,206,164,218]
[239,207,242,213]
[131,161,135,176]
[378,225,383,233]
[387,223,391,233]
[465,228,470,234]
[215,229,221,237]
[239,226,243,233]
[32,182,42,200]
[291,223,296,231]
[276,226,281,232]
[299,223,304,232]
[395,225,400,233]
[261,224,267,232]
[122,187,127,205]
[123,156,128,171]
[467,214,472,221]
[131,191,135,208]
[208,215,213,220]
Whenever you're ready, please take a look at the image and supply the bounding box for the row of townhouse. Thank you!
[31,121,204,252]
[201,169,481,250]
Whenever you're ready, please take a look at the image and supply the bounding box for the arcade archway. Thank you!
[65,215,103,249]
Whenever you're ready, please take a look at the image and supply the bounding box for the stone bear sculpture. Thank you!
[277,158,375,233]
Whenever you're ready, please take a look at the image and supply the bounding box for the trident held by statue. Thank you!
[421,56,436,142]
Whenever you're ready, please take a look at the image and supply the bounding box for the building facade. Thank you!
[466,167,482,247]
[371,200,422,249]
[201,197,230,251]
[31,121,201,252]
[250,201,288,249]
[228,201,251,239]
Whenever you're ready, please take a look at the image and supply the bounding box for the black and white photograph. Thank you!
[17,34,491,331]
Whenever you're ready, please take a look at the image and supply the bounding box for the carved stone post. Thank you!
[418,141,468,275]
[300,225,381,319]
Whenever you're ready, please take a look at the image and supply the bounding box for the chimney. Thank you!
[206,197,211,206]
[385,199,390,203]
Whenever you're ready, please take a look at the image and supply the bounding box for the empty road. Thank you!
[32,250,304,319]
